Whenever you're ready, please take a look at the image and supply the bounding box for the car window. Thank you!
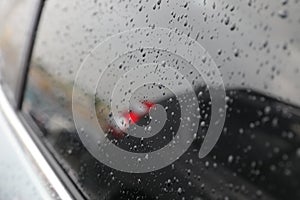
[0,0,40,104]
[23,0,300,199]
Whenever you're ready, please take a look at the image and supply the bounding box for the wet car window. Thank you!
[23,0,300,199]
[0,0,39,103]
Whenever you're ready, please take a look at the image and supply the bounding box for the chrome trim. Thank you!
[0,86,73,200]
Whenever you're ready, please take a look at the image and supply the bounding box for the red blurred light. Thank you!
[129,112,140,124]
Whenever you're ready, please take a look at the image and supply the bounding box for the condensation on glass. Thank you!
[23,0,300,199]
[0,0,39,103]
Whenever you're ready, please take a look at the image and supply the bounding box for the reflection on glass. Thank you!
[23,0,300,199]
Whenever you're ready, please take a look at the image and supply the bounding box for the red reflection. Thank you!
[108,101,155,139]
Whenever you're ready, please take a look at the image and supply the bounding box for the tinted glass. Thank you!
[0,0,39,103]
[23,0,300,199]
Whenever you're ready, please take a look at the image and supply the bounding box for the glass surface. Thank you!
[0,0,39,103]
[23,0,300,199]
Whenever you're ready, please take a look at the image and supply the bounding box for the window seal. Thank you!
[0,86,77,200]
[15,0,44,110]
